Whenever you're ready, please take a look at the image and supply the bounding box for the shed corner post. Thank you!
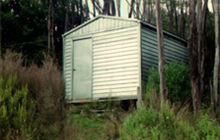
[136,22,143,108]
[136,86,143,108]
[62,36,65,78]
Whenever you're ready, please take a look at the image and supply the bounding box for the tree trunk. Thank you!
[116,0,121,17]
[0,1,2,57]
[103,0,109,15]
[111,0,116,16]
[178,0,185,37]
[142,0,147,21]
[147,0,153,23]
[64,1,69,32]
[94,0,102,15]
[166,0,174,33]
[188,0,200,114]
[91,0,96,17]
[103,0,115,16]
[188,0,208,114]
[85,0,90,20]
[198,0,208,107]
[80,0,83,23]
[128,0,135,18]
[136,0,140,19]
[155,0,167,103]
[213,0,220,111]
[48,0,55,57]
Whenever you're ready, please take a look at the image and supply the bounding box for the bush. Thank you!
[21,59,65,140]
[146,62,191,103]
[0,51,65,140]
[121,101,220,140]
[121,107,158,140]
[0,75,35,140]
[121,103,188,140]
[195,113,220,140]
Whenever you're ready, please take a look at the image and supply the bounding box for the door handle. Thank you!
[73,68,76,71]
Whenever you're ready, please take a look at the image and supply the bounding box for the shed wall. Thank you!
[63,37,73,100]
[92,26,140,99]
[141,26,188,81]
[63,17,139,101]
[63,16,188,102]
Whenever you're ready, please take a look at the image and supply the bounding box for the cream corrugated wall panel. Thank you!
[141,27,188,81]
[92,26,140,98]
[63,37,72,100]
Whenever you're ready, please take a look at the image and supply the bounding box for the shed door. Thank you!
[73,38,92,100]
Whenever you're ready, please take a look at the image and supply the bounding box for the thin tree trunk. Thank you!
[91,0,96,17]
[103,0,115,16]
[80,0,83,23]
[94,0,102,14]
[111,0,116,16]
[48,0,55,57]
[85,0,90,19]
[148,0,153,23]
[166,0,174,33]
[136,0,140,19]
[155,0,167,103]
[103,0,110,15]
[129,0,135,18]
[188,0,200,114]
[0,1,2,57]
[116,0,121,17]
[213,0,220,110]
[178,0,185,37]
[188,0,208,114]
[103,0,108,15]
[64,1,69,32]
[198,0,208,106]
[142,0,147,21]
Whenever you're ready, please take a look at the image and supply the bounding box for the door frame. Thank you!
[72,35,93,101]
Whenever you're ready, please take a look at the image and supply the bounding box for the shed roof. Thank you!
[63,15,186,43]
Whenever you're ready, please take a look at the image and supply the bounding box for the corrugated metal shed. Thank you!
[62,15,188,103]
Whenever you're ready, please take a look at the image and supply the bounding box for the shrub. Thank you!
[21,60,65,140]
[0,75,35,140]
[121,107,158,140]
[0,51,65,140]
[195,113,220,140]
[121,100,220,140]
[146,62,191,103]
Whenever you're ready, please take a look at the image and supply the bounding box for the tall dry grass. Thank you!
[0,51,65,140]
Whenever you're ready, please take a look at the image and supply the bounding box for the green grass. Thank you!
[69,113,107,140]
[64,103,127,140]
[71,114,105,129]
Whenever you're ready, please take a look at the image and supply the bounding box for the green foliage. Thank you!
[0,75,35,139]
[121,107,158,140]
[195,114,220,140]
[146,62,191,102]
[64,106,124,140]
[121,100,220,140]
